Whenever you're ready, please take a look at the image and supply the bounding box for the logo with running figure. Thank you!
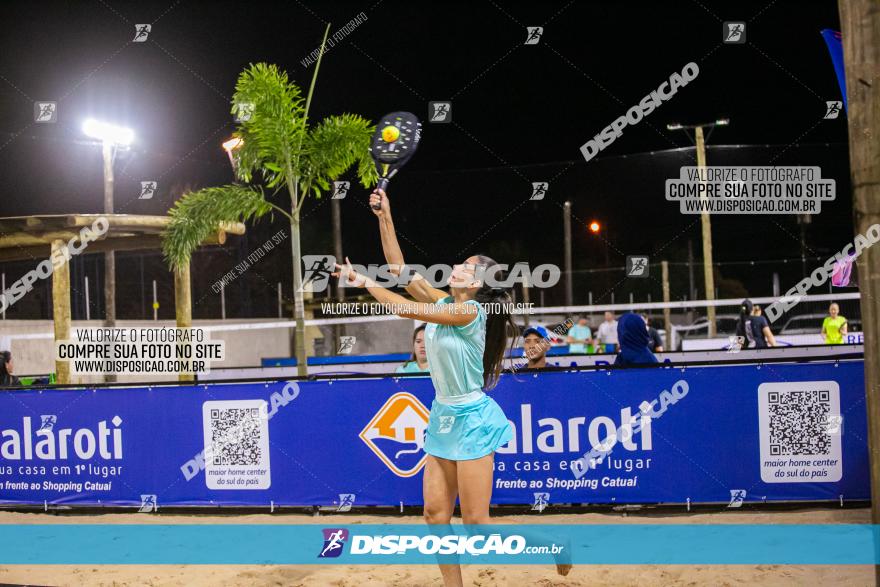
[728,489,746,508]
[301,255,335,293]
[626,256,649,278]
[360,392,430,477]
[429,101,452,123]
[133,24,152,42]
[336,493,356,512]
[824,101,843,120]
[530,182,548,201]
[532,492,550,512]
[338,336,356,355]
[437,416,455,434]
[39,415,57,431]
[139,181,158,200]
[332,181,350,200]
[34,102,57,123]
[139,494,158,513]
[318,528,349,558]
[723,22,745,44]
[524,27,543,45]
[235,102,255,122]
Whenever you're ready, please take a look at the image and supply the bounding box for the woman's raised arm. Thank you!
[334,258,476,326]
[370,189,447,303]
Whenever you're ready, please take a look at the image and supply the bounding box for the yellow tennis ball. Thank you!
[381,125,400,142]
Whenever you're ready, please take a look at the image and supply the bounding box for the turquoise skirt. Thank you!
[423,393,513,461]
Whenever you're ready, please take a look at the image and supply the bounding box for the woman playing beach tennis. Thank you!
[333,188,570,585]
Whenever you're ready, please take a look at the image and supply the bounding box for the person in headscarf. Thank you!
[614,312,659,366]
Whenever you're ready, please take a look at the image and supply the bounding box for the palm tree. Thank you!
[162,27,377,376]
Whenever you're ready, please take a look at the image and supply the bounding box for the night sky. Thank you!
[0,0,852,320]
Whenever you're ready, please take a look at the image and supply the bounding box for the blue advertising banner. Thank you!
[0,361,868,508]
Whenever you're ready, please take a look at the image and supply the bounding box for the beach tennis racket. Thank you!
[369,111,422,209]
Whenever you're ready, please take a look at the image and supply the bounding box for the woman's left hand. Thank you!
[332,257,369,288]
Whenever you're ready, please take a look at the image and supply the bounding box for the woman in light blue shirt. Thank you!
[396,324,430,374]
[334,189,573,585]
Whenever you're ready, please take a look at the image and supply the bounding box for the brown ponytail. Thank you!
[473,255,516,390]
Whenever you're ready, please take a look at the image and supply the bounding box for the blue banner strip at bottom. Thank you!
[1,524,879,564]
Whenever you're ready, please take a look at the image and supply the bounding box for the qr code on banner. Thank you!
[758,382,842,484]
[202,400,271,490]
[767,390,832,456]
[209,407,263,465]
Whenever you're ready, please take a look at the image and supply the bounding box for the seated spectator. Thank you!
[0,351,21,387]
[396,324,430,373]
[822,302,847,345]
[643,315,664,352]
[523,325,551,369]
[597,311,619,353]
[614,313,659,366]
[566,316,593,355]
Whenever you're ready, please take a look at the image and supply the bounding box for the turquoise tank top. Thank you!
[395,361,429,374]
[424,296,486,402]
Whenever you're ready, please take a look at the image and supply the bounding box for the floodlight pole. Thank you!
[695,126,716,338]
[668,119,729,337]
[102,140,117,383]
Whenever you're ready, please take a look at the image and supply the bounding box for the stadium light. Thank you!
[81,118,134,384]
[82,119,134,146]
[222,137,243,152]
[666,119,729,131]
[222,136,243,173]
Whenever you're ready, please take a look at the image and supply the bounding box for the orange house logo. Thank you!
[360,392,430,477]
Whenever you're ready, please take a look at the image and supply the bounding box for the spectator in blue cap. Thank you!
[614,313,659,366]
[522,325,551,369]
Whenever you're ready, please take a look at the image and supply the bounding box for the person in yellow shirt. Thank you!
[821,303,848,344]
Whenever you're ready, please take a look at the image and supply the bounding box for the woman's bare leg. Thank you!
[457,453,495,526]
[423,455,462,587]
[458,453,572,576]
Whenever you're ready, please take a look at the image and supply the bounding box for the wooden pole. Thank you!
[662,261,672,350]
[695,126,717,337]
[838,0,880,579]
[174,264,193,382]
[51,239,71,385]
